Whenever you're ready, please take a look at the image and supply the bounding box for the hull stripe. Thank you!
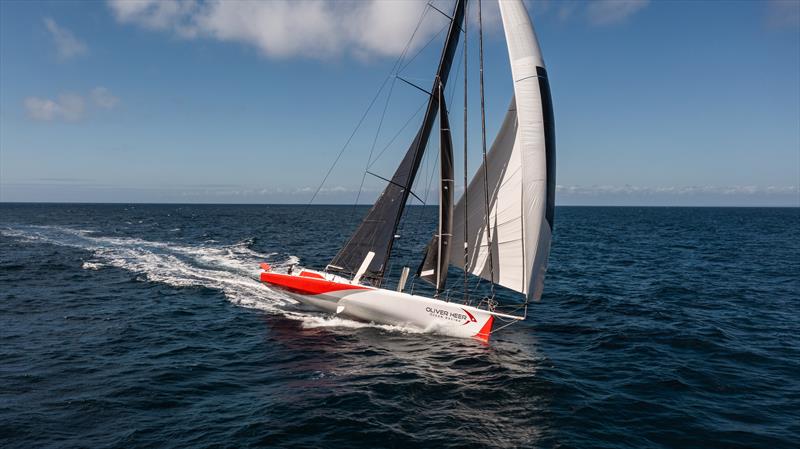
[261,272,370,296]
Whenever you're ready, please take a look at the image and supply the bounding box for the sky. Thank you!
[1,0,798,206]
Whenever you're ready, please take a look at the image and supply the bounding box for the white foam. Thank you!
[2,224,426,337]
[281,311,424,334]
[81,261,105,270]
[2,225,291,313]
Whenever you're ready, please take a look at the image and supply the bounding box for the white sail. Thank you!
[449,0,554,300]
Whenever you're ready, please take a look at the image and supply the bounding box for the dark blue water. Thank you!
[1,204,798,448]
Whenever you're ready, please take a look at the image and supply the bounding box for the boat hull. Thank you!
[260,270,495,341]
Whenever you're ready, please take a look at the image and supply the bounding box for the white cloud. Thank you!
[43,17,88,60]
[105,1,650,60]
[556,184,800,206]
[539,0,649,26]
[24,87,119,122]
[765,0,800,29]
[108,0,198,32]
[24,93,85,122]
[90,87,120,109]
[585,0,649,26]
[107,0,454,59]
[555,2,579,23]
[105,0,649,60]
[556,184,799,196]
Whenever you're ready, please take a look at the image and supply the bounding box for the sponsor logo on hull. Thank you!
[424,306,479,325]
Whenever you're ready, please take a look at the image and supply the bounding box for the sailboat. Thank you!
[260,0,555,342]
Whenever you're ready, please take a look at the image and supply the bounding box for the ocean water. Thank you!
[1,204,798,448]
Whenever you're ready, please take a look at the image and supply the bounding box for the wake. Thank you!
[1,225,422,335]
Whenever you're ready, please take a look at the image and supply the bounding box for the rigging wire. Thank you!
[350,6,434,221]
[367,99,428,170]
[398,27,447,74]
[305,4,431,214]
[304,76,391,213]
[389,113,434,289]
[462,0,469,304]
[478,0,496,299]
[397,35,464,238]
[396,26,464,212]
[350,6,456,224]
[399,29,466,295]
[365,17,454,172]
[352,77,398,217]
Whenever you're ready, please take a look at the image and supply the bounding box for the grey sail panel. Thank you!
[418,85,454,293]
[329,0,466,283]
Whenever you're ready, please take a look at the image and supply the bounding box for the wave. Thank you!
[1,225,421,335]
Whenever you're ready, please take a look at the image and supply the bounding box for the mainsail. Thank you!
[329,0,466,283]
[445,0,555,300]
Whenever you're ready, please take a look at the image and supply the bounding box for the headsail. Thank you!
[418,83,455,293]
[447,0,555,300]
[329,0,466,283]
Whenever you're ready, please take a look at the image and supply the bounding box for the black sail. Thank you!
[329,0,466,284]
[419,84,454,294]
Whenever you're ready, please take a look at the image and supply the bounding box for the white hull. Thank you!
[260,268,504,341]
[343,292,495,340]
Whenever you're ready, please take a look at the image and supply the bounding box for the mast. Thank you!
[418,82,455,294]
[462,4,469,302]
[329,0,467,284]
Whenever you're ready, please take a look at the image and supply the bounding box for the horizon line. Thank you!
[1,201,797,209]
